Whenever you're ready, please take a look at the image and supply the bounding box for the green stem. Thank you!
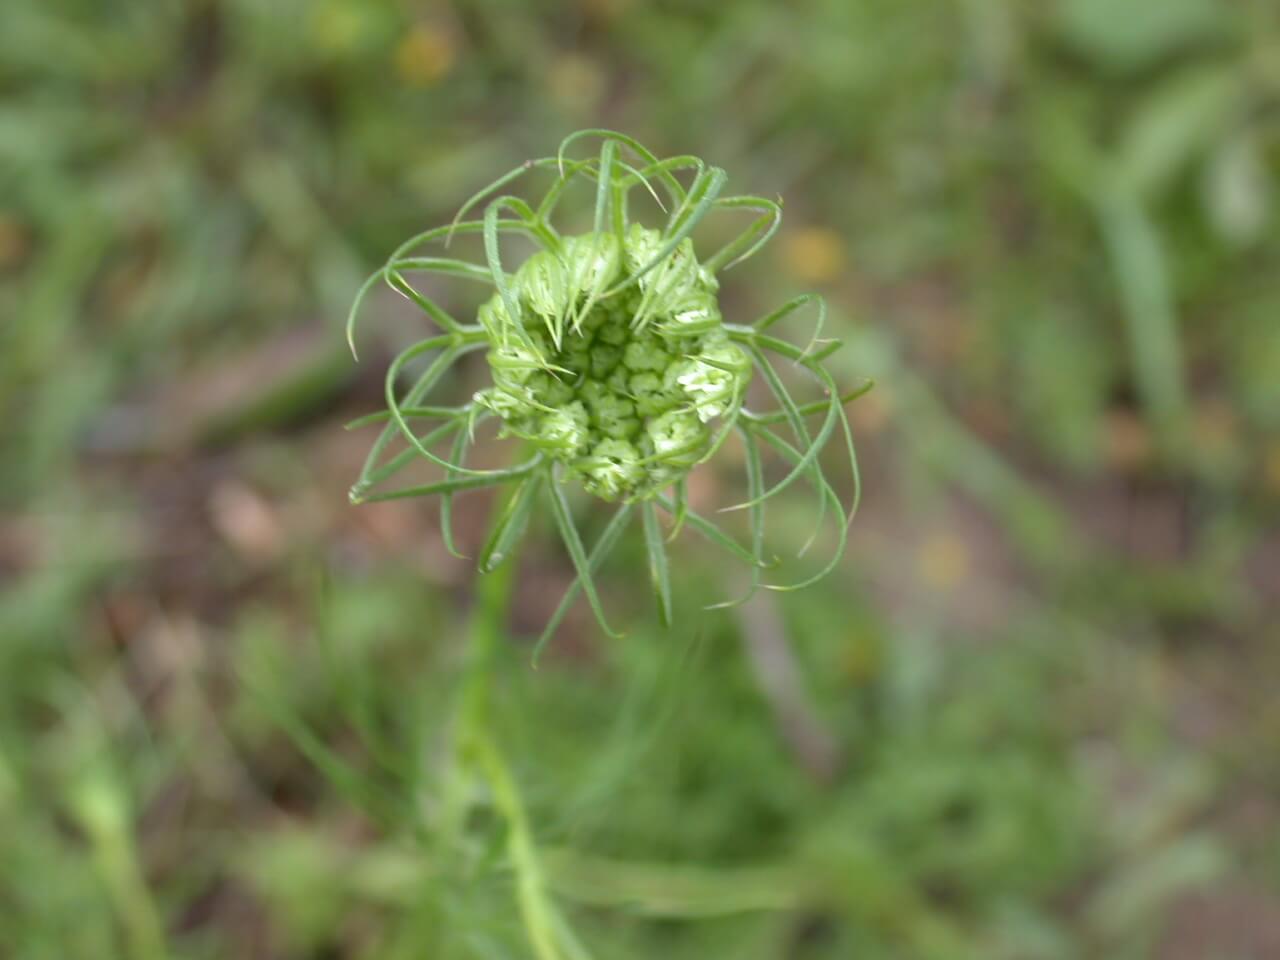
[73,776,167,960]
[473,734,569,960]
[460,543,515,735]
[443,508,587,960]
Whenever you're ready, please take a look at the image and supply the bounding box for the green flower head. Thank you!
[346,130,867,650]
[473,224,748,501]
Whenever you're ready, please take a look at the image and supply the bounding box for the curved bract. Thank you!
[347,130,867,648]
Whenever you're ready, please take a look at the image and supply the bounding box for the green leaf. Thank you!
[1204,129,1271,246]
[1095,179,1188,450]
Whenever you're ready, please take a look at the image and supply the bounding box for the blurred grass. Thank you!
[3,0,1280,957]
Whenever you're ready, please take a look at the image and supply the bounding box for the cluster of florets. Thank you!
[348,130,863,647]
[474,225,750,501]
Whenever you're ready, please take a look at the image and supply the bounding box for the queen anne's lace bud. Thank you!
[474,225,750,501]
[348,130,863,647]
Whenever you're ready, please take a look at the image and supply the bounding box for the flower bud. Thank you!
[478,226,750,501]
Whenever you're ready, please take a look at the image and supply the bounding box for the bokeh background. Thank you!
[4,1,1280,957]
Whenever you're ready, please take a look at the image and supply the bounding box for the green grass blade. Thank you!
[1096,178,1188,451]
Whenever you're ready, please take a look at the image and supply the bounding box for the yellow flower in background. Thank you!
[781,226,845,285]
[396,23,457,87]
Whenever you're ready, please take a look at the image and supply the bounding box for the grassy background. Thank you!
[4,0,1280,957]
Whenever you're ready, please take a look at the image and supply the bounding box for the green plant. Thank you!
[341,131,869,958]
[346,130,866,648]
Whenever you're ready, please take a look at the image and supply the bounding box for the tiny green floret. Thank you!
[346,130,866,645]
